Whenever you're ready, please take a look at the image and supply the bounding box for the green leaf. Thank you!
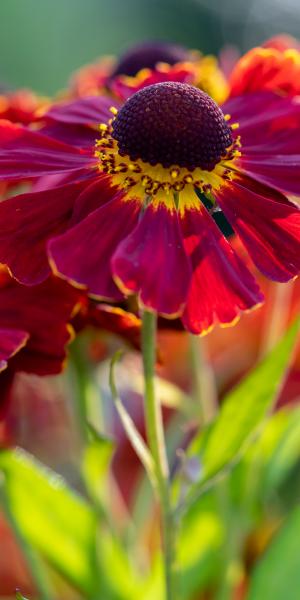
[109,351,157,490]
[16,592,29,600]
[0,448,99,596]
[244,406,300,497]
[82,426,114,508]
[0,448,149,599]
[182,320,299,509]
[178,501,224,599]
[247,506,300,600]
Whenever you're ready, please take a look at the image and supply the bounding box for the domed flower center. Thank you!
[111,82,233,171]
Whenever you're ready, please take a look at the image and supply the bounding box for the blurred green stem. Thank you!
[214,479,243,600]
[0,477,53,600]
[69,342,90,444]
[189,334,217,425]
[70,340,105,445]
[142,310,177,600]
[260,280,294,357]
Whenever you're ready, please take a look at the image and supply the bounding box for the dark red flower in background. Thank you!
[0,267,81,381]
[72,300,142,352]
[67,40,228,105]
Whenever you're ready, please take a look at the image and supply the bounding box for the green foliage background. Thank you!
[1,0,300,94]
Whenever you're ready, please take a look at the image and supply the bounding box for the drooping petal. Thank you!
[0,276,82,375]
[71,174,120,222]
[214,176,300,282]
[0,329,29,372]
[222,92,300,194]
[223,92,300,144]
[238,153,300,195]
[38,95,115,148]
[0,120,93,180]
[43,95,118,127]
[181,206,263,335]
[0,180,88,285]
[112,201,191,316]
[49,195,141,300]
[40,122,96,149]
[73,302,142,351]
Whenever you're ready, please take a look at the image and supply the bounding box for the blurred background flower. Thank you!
[1,0,300,95]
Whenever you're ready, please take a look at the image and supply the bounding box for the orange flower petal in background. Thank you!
[229,46,300,97]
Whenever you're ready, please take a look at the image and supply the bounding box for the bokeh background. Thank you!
[1,2,300,599]
[1,0,300,94]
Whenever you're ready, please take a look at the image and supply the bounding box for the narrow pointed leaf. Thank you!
[0,448,98,596]
[247,506,300,600]
[182,320,299,511]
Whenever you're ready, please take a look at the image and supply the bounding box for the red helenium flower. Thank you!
[229,45,300,97]
[0,88,48,125]
[68,41,190,98]
[0,78,300,335]
[0,267,81,375]
[262,34,300,52]
[67,41,228,106]
[110,56,228,105]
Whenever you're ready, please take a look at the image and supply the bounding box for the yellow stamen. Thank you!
[95,116,241,204]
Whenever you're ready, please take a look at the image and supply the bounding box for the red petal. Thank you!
[111,67,193,101]
[0,276,81,375]
[223,92,300,140]
[44,95,119,127]
[112,202,191,316]
[0,120,93,180]
[71,174,119,223]
[40,122,96,149]
[215,177,300,282]
[238,153,300,195]
[0,180,88,285]
[86,304,142,351]
[181,206,263,335]
[49,196,140,300]
[0,329,29,372]
[229,47,300,97]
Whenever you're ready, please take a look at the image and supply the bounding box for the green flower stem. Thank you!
[70,339,105,445]
[189,333,217,425]
[0,477,53,600]
[260,280,294,357]
[142,310,177,600]
[69,342,90,445]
